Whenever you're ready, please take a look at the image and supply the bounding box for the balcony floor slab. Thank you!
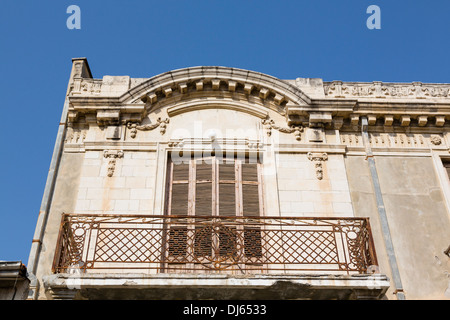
[43,272,390,300]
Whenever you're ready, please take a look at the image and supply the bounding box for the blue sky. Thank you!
[0,0,449,264]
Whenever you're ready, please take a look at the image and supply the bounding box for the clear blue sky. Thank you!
[0,0,449,264]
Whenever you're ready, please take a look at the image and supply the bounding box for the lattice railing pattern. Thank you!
[52,214,378,275]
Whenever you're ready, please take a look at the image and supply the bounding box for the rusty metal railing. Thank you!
[52,214,378,275]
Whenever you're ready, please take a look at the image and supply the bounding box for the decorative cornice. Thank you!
[66,66,450,132]
[324,81,450,100]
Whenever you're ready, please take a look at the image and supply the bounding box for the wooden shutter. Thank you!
[169,163,190,215]
[241,163,260,217]
[241,162,262,257]
[166,155,263,263]
[195,160,213,216]
[218,163,237,217]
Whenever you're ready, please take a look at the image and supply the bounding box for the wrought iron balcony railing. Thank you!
[52,214,378,275]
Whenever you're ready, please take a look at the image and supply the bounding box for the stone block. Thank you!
[133,166,151,177]
[128,200,140,211]
[146,178,156,188]
[79,177,103,188]
[77,188,87,200]
[114,200,130,211]
[120,166,134,177]
[130,188,152,200]
[313,201,333,213]
[279,202,292,214]
[330,179,350,191]
[291,201,315,213]
[81,165,101,177]
[277,179,300,191]
[109,177,126,188]
[85,151,100,159]
[126,177,146,189]
[75,200,90,211]
[139,199,153,212]
[108,188,130,200]
[332,202,353,214]
[86,188,104,200]
[279,190,302,202]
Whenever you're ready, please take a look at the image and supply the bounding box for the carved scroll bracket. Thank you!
[127,117,170,138]
[307,152,328,180]
[104,150,124,177]
[262,118,303,141]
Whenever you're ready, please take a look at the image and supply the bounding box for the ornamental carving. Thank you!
[65,125,87,144]
[307,152,328,180]
[430,135,442,145]
[127,117,170,138]
[262,118,303,141]
[80,79,102,94]
[324,81,450,99]
[103,150,124,177]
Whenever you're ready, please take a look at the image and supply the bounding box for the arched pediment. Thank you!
[120,66,311,116]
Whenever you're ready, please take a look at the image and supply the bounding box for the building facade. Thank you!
[27,58,450,300]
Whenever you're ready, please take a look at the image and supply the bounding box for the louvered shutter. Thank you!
[195,160,213,216]
[194,160,213,256]
[170,163,189,215]
[218,163,236,217]
[241,162,262,257]
[242,163,259,217]
[166,155,263,262]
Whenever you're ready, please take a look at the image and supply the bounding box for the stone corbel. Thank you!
[435,116,445,127]
[307,152,328,180]
[68,111,79,123]
[104,150,124,177]
[97,110,120,126]
[127,117,170,138]
[261,118,303,141]
[384,115,394,126]
[309,112,332,128]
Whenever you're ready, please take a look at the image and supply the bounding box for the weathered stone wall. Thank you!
[376,156,450,299]
[74,151,157,214]
[276,153,353,217]
[347,155,450,300]
[36,152,84,299]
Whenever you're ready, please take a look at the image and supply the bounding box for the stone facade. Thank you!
[27,58,450,300]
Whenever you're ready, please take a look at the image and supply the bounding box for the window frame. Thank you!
[163,153,265,271]
[165,154,264,218]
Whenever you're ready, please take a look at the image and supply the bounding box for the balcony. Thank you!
[46,214,389,299]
